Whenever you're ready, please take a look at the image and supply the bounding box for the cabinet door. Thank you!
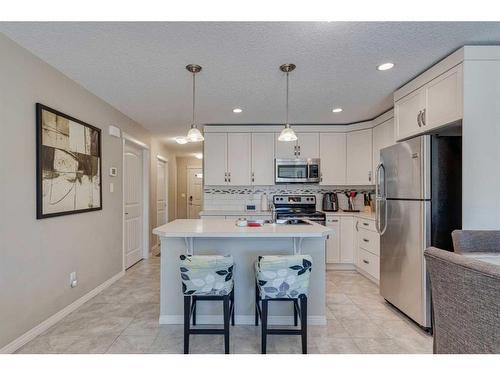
[275,133,297,158]
[346,129,373,185]
[340,216,355,263]
[372,119,395,176]
[326,217,341,263]
[425,65,463,130]
[251,133,275,185]
[395,88,426,141]
[227,133,251,185]
[320,133,346,185]
[204,133,227,186]
[296,133,320,159]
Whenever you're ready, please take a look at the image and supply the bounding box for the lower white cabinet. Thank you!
[325,217,340,263]
[354,217,380,283]
[340,216,355,263]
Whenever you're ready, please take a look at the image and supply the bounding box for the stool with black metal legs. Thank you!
[254,254,312,354]
[179,254,235,354]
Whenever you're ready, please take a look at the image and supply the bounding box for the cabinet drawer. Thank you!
[357,218,376,232]
[357,248,379,280]
[358,228,380,256]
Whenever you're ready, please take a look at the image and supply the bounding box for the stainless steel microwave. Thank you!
[275,158,321,183]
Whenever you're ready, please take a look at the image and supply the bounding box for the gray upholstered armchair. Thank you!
[424,230,500,354]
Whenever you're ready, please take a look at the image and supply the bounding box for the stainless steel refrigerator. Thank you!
[375,135,461,329]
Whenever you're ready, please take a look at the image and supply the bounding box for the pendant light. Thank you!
[278,63,298,142]
[185,64,204,142]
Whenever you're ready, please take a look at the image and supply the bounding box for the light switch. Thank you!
[110,182,114,193]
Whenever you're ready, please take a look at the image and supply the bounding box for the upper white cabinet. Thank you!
[320,133,346,185]
[274,132,319,159]
[227,133,251,185]
[296,133,320,159]
[251,133,275,185]
[395,89,426,141]
[372,118,395,175]
[395,64,463,141]
[346,129,373,185]
[425,65,463,130]
[204,133,228,186]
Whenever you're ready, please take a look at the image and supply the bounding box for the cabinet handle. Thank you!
[417,111,422,127]
[363,238,369,243]
[363,259,369,264]
[363,222,369,226]
[368,171,372,182]
[355,221,359,231]
[422,109,426,126]
[224,172,227,183]
[251,172,255,183]
[320,172,323,183]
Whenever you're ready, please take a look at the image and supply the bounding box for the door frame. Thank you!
[122,132,150,272]
[154,155,168,255]
[186,166,203,219]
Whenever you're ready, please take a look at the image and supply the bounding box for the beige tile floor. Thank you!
[16,257,432,354]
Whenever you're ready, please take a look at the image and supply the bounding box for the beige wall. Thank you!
[0,34,175,350]
[176,156,203,219]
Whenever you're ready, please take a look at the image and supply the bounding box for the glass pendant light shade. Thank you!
[278,123,298,142]
[187,124,204,142]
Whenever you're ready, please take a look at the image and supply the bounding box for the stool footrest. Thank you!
[266,329,302,335]
[189,328,225,335]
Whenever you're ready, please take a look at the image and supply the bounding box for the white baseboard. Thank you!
[159,314,326,326]
[0,270,125,354]
[355,267,379,285]
[326,263,356,271]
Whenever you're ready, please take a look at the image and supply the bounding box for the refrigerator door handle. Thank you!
[375,163,387,235]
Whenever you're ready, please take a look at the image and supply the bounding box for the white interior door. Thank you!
[156,158,168,249]
[124,142,143,269]
[187,168,203,219]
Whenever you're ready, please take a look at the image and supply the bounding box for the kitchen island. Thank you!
[153,219,331,325]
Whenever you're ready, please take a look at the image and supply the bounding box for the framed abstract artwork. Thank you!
[36,103,102,219]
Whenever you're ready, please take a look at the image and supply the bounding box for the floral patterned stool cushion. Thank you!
[180,254,234,296]
[255,255,312,299]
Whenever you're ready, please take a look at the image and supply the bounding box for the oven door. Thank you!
[275,159,309,183]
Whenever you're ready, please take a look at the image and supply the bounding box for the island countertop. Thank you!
[153,219,332,238]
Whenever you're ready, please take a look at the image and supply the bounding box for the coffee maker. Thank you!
[322,192,339,212]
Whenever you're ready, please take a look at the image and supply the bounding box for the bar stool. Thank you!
[254,254,312,354]
[179,254,235,354]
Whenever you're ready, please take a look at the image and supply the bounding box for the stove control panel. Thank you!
[273,195,316,205]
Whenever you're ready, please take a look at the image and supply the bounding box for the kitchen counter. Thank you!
[322,210,377,221]
[153,219,331,238]
[153,219,330,326]
[199,209,272,216]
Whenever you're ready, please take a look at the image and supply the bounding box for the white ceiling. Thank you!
[2,22,500,153]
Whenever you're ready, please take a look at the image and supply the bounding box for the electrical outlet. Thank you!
[70,272,78,288]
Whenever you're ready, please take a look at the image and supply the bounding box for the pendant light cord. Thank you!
[285,71,289,125]
[192,71,196,126]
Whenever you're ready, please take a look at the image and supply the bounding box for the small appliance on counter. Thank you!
[363,192,373,214]
[343,191,360,212]
[322,192,339,212]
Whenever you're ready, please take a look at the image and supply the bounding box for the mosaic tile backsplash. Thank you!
[204,185,376,212]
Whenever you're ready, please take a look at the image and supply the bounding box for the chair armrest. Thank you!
[451,230,500,254]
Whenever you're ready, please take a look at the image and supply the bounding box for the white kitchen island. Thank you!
[153,219,331,326]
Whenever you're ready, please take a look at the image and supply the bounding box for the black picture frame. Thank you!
[36,103,103,219]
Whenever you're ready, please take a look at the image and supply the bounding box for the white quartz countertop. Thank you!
[153,219,332,238]
[199,210,272,216]
[323,210,377,220]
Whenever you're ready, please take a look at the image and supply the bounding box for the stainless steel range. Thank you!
[273,195,326,226]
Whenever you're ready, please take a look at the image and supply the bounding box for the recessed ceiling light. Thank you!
[195,153,203,160]
[332,108,343,113]
[233,108,243,113]
[377,62,394,71]
[175,136,188,144]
